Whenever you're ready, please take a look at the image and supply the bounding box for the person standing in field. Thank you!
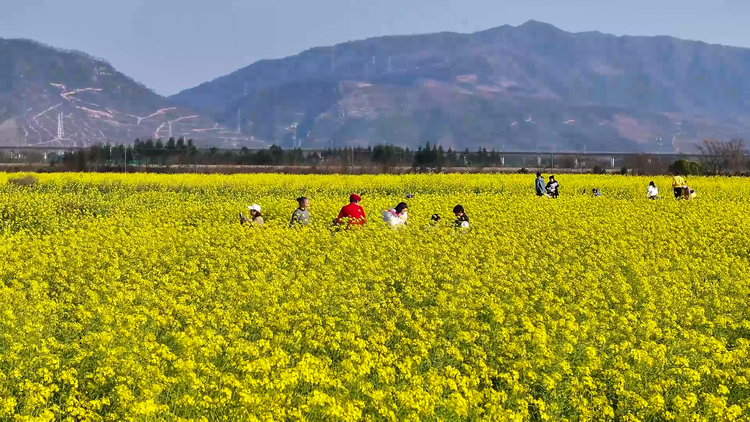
[672,172,687,199]
[289,197,310,228]
[647,181,660,200]
[382,202,408,227]
[546,175,560,198]
[453,205,470,228]
[240,204,264,227]
[335,194,366,227]
[535,172,546,197]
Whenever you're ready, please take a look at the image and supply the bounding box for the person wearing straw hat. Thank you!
[240,204,264,226]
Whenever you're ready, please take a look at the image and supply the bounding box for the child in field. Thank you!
[546,176,560,198]
[453,205,470,228]
[289,197,310,227]
[423,214,443,231]
[647,182,659,200]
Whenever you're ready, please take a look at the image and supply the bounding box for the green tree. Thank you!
[669,159,702,175]
[270,145,284,165]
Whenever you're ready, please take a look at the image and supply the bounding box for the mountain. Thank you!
[172,20,750,152]
[0,38,251,147]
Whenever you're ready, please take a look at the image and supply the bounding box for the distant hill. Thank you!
[0,38,250,147]
[171,20,750,152]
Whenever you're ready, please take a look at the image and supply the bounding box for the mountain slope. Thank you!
[172,21,750,152]
[0,38,249,147]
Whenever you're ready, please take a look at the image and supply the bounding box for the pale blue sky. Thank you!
[2,0,750,96]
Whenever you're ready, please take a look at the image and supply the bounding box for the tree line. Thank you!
[25,137,750,175]
[49,139,522,171]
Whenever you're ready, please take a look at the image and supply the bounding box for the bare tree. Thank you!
[724,139,747,174]
[696,138,727,175]
[696,138,748,174]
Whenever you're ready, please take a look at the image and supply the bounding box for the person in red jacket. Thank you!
[335,194,366,227]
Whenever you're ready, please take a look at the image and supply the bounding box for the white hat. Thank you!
[248,204,261,212]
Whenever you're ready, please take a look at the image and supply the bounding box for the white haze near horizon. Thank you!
[2,0,750,96]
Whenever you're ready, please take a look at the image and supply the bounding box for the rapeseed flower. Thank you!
[0,173,748,420]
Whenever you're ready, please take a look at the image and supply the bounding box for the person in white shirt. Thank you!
[647,181,659,200]
[382,202,408,227]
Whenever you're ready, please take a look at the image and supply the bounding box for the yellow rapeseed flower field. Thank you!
[1,173,749,421]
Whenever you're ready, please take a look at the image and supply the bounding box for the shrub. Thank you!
[669,159,702,176]
[7,175,39,188]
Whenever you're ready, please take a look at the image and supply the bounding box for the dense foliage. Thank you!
[1,173,749,421]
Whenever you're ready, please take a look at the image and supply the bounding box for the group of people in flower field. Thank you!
[534,172,697,200]
[240,193,470,229]
[240,172,697,228]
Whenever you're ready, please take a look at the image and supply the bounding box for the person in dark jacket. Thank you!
[535,172,546,196]
[453,205,470,228]
[289,197,310,227]
[546,176,560,198]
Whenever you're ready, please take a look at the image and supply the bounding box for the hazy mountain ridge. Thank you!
[172,20,750,152]
[4,21,750,151]
[0,38,249,147]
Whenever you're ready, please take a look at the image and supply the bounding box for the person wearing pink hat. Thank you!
[239,204,264,226]
[334,194,366,227]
